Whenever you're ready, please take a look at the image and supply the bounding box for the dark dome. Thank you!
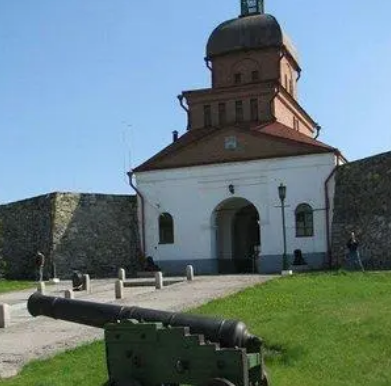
[206,14,283,59]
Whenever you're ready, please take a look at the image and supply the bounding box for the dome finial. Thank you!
[240,0,264,16]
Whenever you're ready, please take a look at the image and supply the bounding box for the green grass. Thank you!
[2,272,391,385]
[0,280,35,294]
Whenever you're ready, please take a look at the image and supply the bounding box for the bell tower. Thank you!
[241,0,264,16]
[179,0,317,138]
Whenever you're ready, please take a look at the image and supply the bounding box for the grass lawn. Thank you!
[0,280,35,294]
[1,271,391,385]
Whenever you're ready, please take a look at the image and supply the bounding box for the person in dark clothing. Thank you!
[35,251,45,282]
[346,232,365,272]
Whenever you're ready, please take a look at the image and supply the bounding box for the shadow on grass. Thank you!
[264,343,306,367]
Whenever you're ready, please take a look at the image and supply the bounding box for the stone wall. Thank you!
[0,194,53,279]
[331,151,391,269]
[0,192,141,279]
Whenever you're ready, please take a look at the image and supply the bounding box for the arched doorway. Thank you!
[212,198,260,274]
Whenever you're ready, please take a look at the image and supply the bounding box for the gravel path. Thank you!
[0,275,274,379]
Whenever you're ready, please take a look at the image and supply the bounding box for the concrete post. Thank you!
[82,274,91,293]
[64,289,74,299]
[155,272,163,290]
[0,303,10,329]
[118,268,126,281]
[115,280,124,299]
[37,282,46,294]
[186,265,194,281]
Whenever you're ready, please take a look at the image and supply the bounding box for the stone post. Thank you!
[0,303,10,328]
[118,268,126,282]
[64,289,74,299]
[186,265,194,281]
[37,282,46,294]
[155,272,163,290]
[82,274,91,293]
[115,280,124,299]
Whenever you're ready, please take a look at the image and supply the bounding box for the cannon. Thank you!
[28,292,269,386]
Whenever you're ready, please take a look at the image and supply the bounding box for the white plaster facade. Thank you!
[135,152,338,274]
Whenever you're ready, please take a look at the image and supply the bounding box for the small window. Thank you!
[250,98,259,121]
[293,117,300,131]
[251,70,259,82]
[225,136,237,150]
[284,74,289,89]
[159,213,174,244]
[234,73,242,84]
[289,78,294,95]
[235,101,243,123]
[295,204,314,237]
[218,102,226,126]
[203,104,212,128]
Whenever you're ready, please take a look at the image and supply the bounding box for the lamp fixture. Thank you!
[228,184,235,194]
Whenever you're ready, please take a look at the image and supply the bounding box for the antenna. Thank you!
[121,121,133,186]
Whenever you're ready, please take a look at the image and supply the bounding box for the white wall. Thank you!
[135,153,337,267]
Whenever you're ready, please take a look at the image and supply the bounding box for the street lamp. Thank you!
[278,183,289,272]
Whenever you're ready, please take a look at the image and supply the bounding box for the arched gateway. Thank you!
[212,198,260,274]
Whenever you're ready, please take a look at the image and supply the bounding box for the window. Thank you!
[284,74,289,89]
[293,116,300,131]
[234,73,242,84]
[235,101,243,123]
[218,102,226,126]
[159,213,174,244]
[224,136,237,150]
[250,98,259,121]
[203,104,212,128]
[251,70,259,82]
[289,78,294,95]
[295,204,314,237]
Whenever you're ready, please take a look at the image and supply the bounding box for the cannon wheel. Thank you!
[261,368,270,386]
[207,378,236,386]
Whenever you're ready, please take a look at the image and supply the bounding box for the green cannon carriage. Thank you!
[28,292,269,386]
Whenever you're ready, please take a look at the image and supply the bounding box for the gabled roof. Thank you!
[133,122,337,173]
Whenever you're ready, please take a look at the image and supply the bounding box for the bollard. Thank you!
[37,281,46,294]
[64,289,75,299]
[186,265,194,281]
[115,280,124,299]
[82,274,91,293]
[155,271,163,290]
[0,303,10,328]
[118,268,126,281]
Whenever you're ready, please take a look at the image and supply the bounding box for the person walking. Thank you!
[35,251,45,282]
[346,231,365,272]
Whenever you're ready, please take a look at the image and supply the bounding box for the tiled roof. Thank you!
[133,122,337,173]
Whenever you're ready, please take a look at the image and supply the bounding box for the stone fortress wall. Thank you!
[0,192,141,279]
[331,151,391,269]
[1,150,391,280]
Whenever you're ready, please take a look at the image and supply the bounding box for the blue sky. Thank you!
[1,1,390,204]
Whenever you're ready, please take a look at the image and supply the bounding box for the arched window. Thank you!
[295,204,314,237]
[159,213,174,244]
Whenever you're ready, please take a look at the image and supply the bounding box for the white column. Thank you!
[0,303,10,328]
[82,274,91,292]
[115,280,124,299]
[155,272,163,290]
[186,265,194,281]
[118,268,126,281]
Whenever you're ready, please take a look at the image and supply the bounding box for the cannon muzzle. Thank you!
[27,292,261,350]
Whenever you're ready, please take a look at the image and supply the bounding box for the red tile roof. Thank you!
[133,122,338,173]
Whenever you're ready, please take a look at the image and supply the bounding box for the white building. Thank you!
[133,1,344,274]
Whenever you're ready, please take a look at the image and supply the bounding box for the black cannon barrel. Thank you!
[27,292,261,349]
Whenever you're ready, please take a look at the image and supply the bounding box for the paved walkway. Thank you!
[0,275,274,379]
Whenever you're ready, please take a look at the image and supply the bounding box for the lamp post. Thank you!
[278,183,289,272]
